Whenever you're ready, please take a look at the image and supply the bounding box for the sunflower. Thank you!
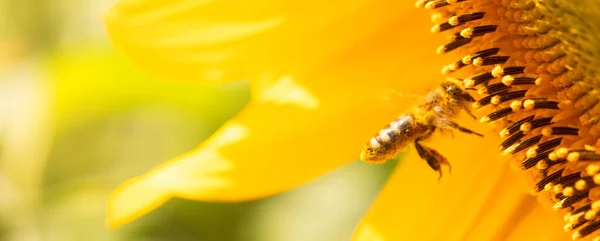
[105,0,600,240]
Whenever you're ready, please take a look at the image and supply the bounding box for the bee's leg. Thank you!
[443,120,483,137]
[414,128,451,180]
[428,148,451,180]
[437,128,455,138]
[460,102,477,120]
[414,141,451,180]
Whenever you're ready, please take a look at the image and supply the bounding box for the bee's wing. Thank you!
[383,84,437,102]
[380,85,437,112]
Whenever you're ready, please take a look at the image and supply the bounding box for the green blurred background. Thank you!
[0,1,398,240]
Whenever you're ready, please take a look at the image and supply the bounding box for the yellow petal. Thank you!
[107,177,171,229]
[107,3,454,228]
[106,70,400,228]
[353,117,570,241]
[105,0,430,82]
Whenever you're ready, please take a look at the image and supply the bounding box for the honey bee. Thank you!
[360,79,483,179]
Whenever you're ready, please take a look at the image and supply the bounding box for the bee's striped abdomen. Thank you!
[360,114,427,163]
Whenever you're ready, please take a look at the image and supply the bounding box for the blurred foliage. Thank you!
[48,44,250,134]
[42,44,251,241]
[1,0,60,51]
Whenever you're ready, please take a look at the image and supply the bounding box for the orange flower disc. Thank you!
[418,0,600,239]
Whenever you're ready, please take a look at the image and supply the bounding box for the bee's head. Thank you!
[440,79,475,102]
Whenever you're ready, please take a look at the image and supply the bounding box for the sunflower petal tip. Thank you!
[106,176,172,229]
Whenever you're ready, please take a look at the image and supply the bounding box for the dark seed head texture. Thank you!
[417,0,600,240]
